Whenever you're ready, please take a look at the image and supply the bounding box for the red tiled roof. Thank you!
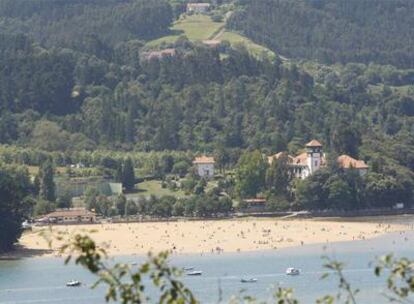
[305,139,322,147]
[292,152,308,166]
[337,155,368,169]
[268,152,294,164]
[193,156,215,164]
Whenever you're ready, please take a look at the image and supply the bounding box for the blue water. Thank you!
[1,231,414,304]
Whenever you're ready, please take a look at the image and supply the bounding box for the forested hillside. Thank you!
[0,0,173,57]
[228,0,414,68]
[0,0,413,186]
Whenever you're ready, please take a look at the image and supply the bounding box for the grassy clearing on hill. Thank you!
[219,31,275,59]
[146,14,275,59]
[147,14,224,46]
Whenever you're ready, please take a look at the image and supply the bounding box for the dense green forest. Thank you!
[228,0,414,68]
[0,0,414,224]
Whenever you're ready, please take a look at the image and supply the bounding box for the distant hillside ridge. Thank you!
[0,0,173,55]
[228,0,414,68]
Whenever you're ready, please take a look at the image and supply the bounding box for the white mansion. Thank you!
[268,140,368,179]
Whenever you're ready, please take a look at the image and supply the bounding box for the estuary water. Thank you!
[1,230,414,304]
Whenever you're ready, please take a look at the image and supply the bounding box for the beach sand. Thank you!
[16,216,414,258]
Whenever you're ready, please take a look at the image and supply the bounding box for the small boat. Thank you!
[183,267,194,271]
[186,271,202,276]
[66,280,81,287]
[240,278,258,283]
[286,268,300,276]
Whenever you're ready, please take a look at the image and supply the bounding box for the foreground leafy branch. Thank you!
[61,234,414,304]
[61,234,197,304]
[375,254,414,304]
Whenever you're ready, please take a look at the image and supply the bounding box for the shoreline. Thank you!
[8,215,414,260]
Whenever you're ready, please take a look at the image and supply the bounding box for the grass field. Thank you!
[146,14,275,59]
[147,14,224,47]
[219,31,275,59]
[131,180,186,198]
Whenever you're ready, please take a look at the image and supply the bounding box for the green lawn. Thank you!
[129,180,186,198]
[146,14,275,60]
[146,14,224,47]
[219,31,276,59]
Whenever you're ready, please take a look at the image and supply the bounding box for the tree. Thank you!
[115,161,123,183]
[365,173,401,208]
[151,196,175,218]
[172,161,190,177]
[31,120,70,152]
[160,155,174,175]
[122,158,136,191]
[115,194,127,216]
[326,177,353,210]
[266,194,290,211]
[125,200,138,217]
[218,196,233,214]
[0,166,32,251]
[85,187,98,211]
[34,199,55,216]
[96,196,113,217]
[235,151,267,198]
[172,199,185,216]
[266,153,292,199]
[295,169,331,210]
[193,178,207,195]
[38,160,56,202]
[331,124,361,158]
[56,188,72,209]
[214,145,230,173]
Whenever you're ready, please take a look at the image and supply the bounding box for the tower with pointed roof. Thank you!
[306,140,323,175]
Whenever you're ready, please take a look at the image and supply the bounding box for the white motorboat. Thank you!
[66,280,81,287]
[286,268,300,275]
[240,278,258,283]
[186,270,202,276]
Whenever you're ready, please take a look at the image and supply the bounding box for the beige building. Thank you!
[193,155,215,178]
[40,208,96,224]
[268,140,368,179]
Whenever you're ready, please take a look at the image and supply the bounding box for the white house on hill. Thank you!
[193,155,215,178]
[186,3,211,13]
[268,140,368,179]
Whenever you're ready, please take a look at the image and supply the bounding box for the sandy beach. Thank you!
[15,216,414,258]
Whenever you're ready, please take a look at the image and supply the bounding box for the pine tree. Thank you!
[39,160,56,202]
[122,158,136,191]
[115,161,123,183]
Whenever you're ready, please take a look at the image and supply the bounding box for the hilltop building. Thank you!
[193,155,215,178]
[268,140,368,179]
[141,48,176,61]
[186,3,211,13]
